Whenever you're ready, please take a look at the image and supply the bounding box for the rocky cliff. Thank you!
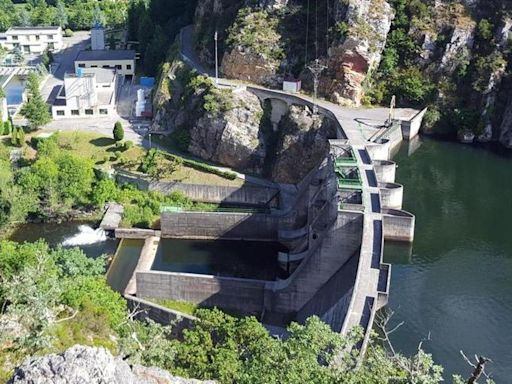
[8,345,215,384]
[186,0,512,148]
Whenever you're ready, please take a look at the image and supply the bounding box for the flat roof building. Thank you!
[0,26,63,54]
[52,68,118,119]
[75,49,136,76]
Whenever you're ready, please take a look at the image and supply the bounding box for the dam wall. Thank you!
[160,211,294,241]
[136,271,267,316]
[382,208,415,242]
[373,160,396,183]
[117,171,279,207]
[378,182,404,210]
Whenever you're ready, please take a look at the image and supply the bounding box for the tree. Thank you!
[113,121,124,142]
[54,0,68,28]
[20,73,51,130]
[18,8,31,27]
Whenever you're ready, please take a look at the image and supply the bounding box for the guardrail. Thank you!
[160,205,269,214]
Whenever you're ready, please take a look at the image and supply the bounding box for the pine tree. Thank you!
[113,121,124,142]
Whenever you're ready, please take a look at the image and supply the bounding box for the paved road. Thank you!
[41,31,91,105]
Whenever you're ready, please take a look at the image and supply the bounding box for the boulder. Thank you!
[9,345,215,384]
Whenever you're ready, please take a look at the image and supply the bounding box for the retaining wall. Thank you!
[117,172,279,207]
[136,271,267,316]
[401,107,428,140]
[160,211,292,240]
[125,295,196,338]
[382,208,415,242]
[115,228,160,239]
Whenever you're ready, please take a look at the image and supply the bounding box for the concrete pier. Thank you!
[99,203,124,231]
[124,236,160,296]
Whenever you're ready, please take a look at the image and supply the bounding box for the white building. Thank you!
[0,27,63,54]
[75,50,136,77]
[52,68,117,119]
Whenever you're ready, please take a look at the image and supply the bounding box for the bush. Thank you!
[64,28,74,37]
[2,120,11,135]
[124,140,134,150]
[113,121,124,142]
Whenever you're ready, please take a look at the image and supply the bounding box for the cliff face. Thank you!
[8,345,215,384]
[318,0,394,106]
[188,89,267,173]
[272,105,336,183]
[187,0,512,148]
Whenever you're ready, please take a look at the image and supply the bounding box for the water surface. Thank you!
[153,239,285,281]
[385,138,512,381]
[9,221,118,259]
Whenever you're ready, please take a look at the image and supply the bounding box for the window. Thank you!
[99,109,108,115]
[71,110,79,116]
[12,35,18,41]
[91,65,98,68]
[56,110,65,116]
[126,64,132,70]
[115,64,122,70]
[85,109,94,115]
[47,42,54,50]
[35,35,40,41]
[102,85,110,88]
[47,35,53,40]
[78,63,85,68]
[102,65,110,69]
[23,46,30,53]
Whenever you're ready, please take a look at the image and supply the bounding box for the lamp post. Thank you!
[148,132,152,149]
[214,31,219,85]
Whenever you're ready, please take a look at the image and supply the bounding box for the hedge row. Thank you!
[165,153,238,180]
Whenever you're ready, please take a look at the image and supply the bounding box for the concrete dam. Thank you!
[113,85,425,352]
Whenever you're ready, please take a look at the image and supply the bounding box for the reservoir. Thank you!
[386,138,512,382]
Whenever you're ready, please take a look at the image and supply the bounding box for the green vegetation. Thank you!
[144,297,198,315]
[113,121,124,142]
[127,0,197,75]
[226,7,284,62]
[0,237,492,383]
[20,72,51,130]
[0,0,128,32]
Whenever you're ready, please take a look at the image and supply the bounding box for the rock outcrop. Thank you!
[272,105,337,183]
[318,0,394,106]
[222,47,281,86]
[9,345,215,384]
[188,89,267,174]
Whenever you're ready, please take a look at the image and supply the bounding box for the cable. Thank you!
[315,0,318,59]
[305,0,310,66]
[326,0,329,55]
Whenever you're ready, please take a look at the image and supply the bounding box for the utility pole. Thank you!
[387,95,396,127]
[214,31,219,85]
[307,59,326,115]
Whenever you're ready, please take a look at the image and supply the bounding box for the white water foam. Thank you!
[61,225,107,246]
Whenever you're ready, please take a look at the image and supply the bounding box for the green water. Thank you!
[385,138,512,381]
[106,238,145,293]
[152,239,286,281]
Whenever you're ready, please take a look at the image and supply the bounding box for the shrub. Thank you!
[124,140,134,150]
[2,120,11,135]
[64,28,74,37]
[113,121,124,142]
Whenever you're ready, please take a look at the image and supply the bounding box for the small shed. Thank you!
[283,79,301,93]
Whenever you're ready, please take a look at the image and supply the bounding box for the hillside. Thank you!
[185,0,512,147]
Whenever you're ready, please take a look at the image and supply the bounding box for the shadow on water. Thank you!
[106,239,145,293]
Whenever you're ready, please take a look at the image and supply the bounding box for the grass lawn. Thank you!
[56,131,242,186]
[56,131,144,167]
[144,297,198,316]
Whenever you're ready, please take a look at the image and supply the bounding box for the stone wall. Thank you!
[136,271,267,316]
[117,172,279,207]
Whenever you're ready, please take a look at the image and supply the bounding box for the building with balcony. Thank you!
[51,68,117,119]
[0,26,63,54]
